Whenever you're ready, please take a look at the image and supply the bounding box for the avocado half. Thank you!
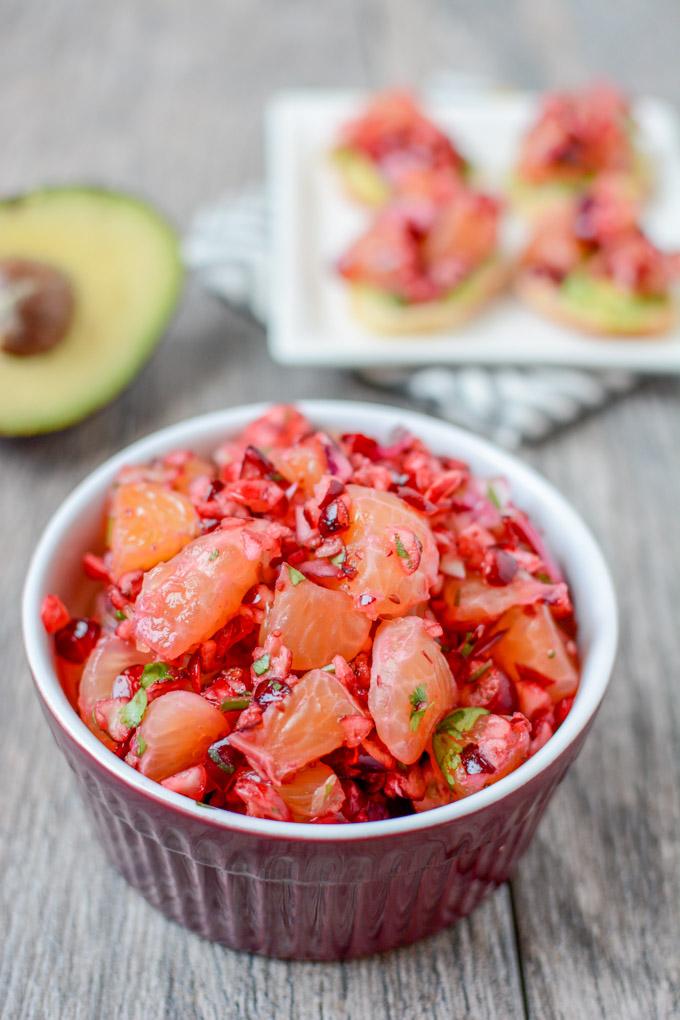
[0,187,183,435]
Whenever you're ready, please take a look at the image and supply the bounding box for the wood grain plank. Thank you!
[511,384,680,1020]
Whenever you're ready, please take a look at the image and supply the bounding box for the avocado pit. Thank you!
[0,258,75,356]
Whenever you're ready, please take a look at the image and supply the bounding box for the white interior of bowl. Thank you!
[22,401,618,842]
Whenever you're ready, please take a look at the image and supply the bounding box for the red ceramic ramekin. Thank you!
[22,401,617,960]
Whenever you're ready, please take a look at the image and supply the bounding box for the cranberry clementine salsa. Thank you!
[516,174,680,335]
[42,405,579,823]
[511,82,649,213]
[332,90,470,207]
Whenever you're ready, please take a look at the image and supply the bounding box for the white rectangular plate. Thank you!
[267,88,680,372]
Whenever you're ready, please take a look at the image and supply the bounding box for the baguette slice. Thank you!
[349,258,507,336]
[516,269,675,337]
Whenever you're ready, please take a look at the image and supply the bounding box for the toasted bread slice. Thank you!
[516,269,675,337]
[332,148,391,207]
[348,258,507,336]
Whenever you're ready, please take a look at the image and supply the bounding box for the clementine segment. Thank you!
[78,634,153,745]
[492,604,578,702]
[137,691,229,782]
[109,481,199,581]
[276,762,345,821]
[341,485,439,618]
[262,570,371,670]
[369,616,456,763]
[443,574,563,627]
[132,521,279,659]
[229,668,367,784]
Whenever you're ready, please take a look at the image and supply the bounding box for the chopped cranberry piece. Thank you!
[241,445,281,481]
[318,497,350,536]
[40,594,70,634]
[202,667,252,711]
[286,547,307,566]
[118,570,144,600]
[206,615,257,669]
[207,737,240,775]
[186,650,202,693]
[459,663,517,715]
[226,478,288,515]
[469,627,508,659]
[200,517,221,534]
[54,617,101,664]
[317,477,346,509]
[460,743,494,775]
[206,479,225,501]
[145,673,191,703]
[253,677,292,708]
[341,433,380,460]
[112,664,144,699]
[554,695,574,727]
[396,486,436,513]
[82,553,110,582]
[346,652,371,705]
[94,697,131,743]
[484,549,519,586]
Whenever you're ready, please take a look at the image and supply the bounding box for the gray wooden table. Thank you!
[2,3,679,1018]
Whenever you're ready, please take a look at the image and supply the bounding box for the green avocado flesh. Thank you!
[333,148,391,206]
[359,258,498,308]
[0,187,183,435]
[559,271,669,331]
[509,173,592,214]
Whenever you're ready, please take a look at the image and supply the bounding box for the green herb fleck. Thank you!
[547,648,556,659]
[135,735,147,756]
[286,564,306,586]
[433,707,490,789]
[208,549,220,562]
[410,685,427,708]
[432,732,463,790]
[140,662,172,689]
[252,654,270,676]
[487,483,501,510]
[208,739,236,774]
[469,661,492,683]
[536,571,551,584]
[437,706,489,737]
[220,695,251,712]
[409,685,428,731]
[330,548,346,566]
[114,609,127,622]
[459,632,474,657]
[394,534,409,559]
[409,708,427,732]
[119,688,148,729]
